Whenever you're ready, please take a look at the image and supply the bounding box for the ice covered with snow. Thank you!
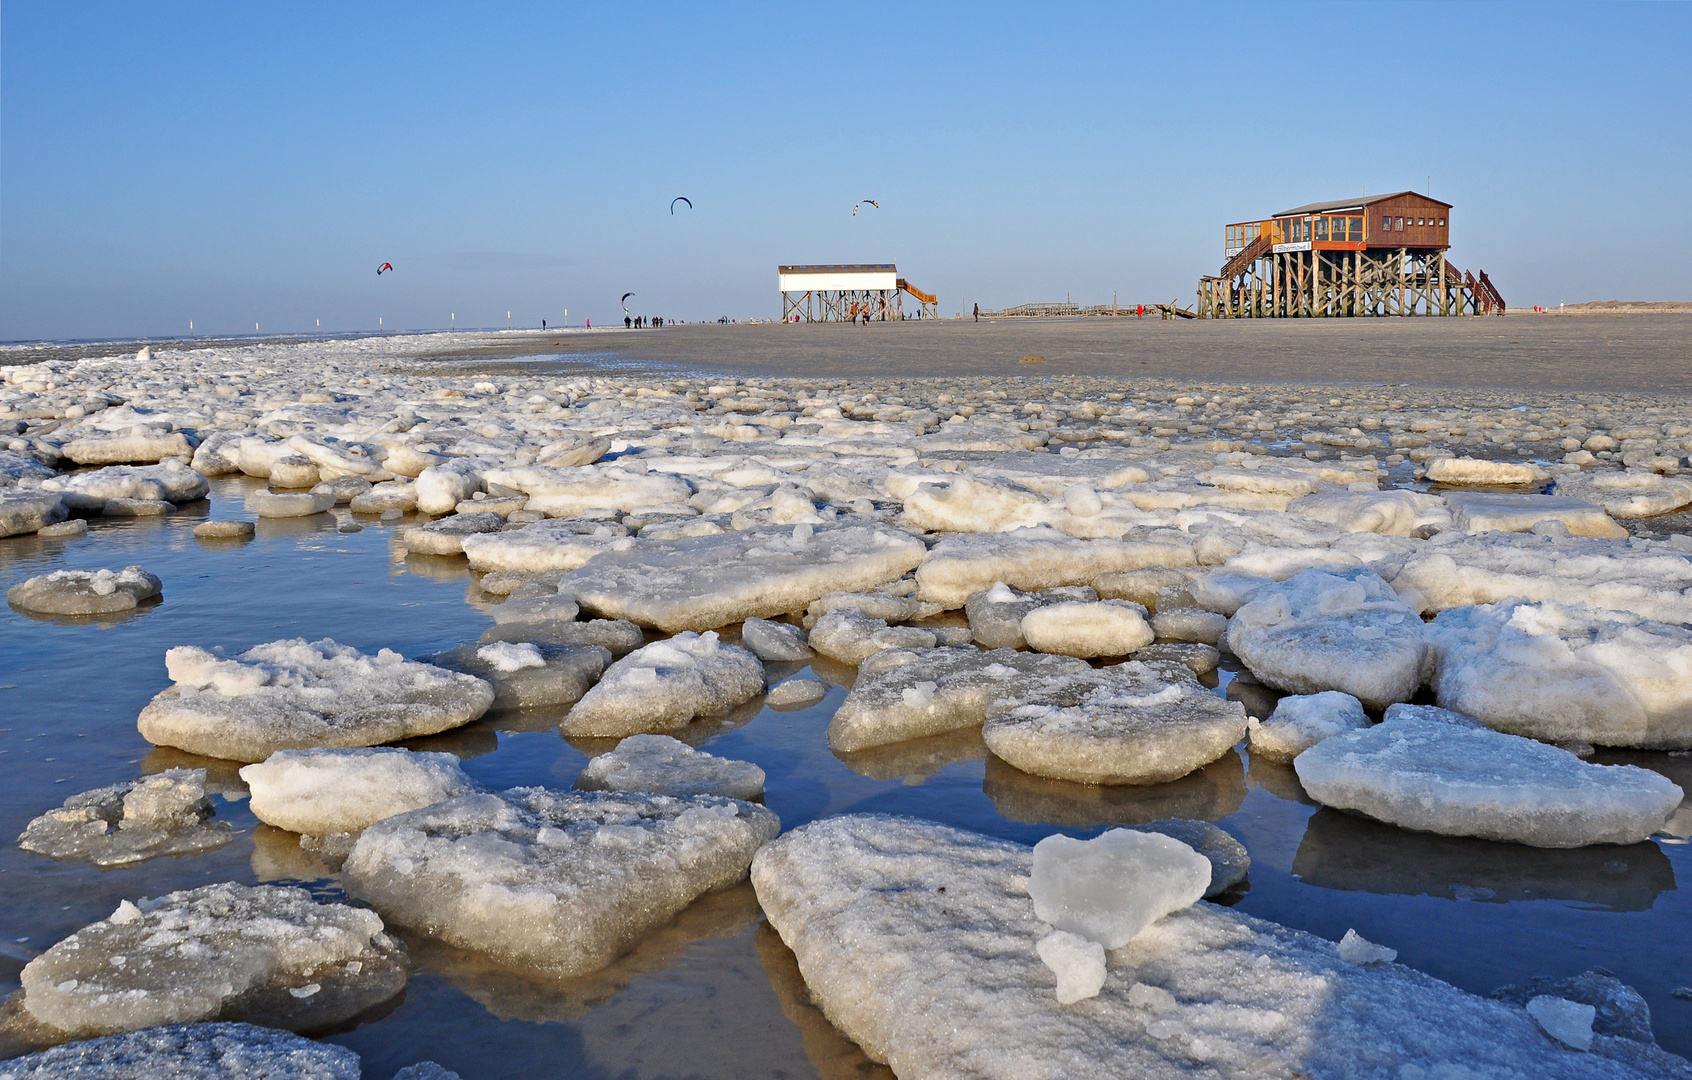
[17,768,229,867]
[15,883,406,1038]
[1294,705,1684,846]
[806,606,937,664]
[1247,691,1370,763]
[1555,470,1692,519]
[752,814,1690,1079]
[1425,456,1548,486]
[560,631,763,737]
[1226,567,1428,710]
[1425,599,1692,749]
[7,566,161,615]
[1021,599,1154,658]
[239,748,476,836]
[981,660,1248,785]
[827,646,1085,752]
[916,528,1195,607]
[342,787,779,976]
[139,638,494,761]
[557,524,926,632]
[484,463,691,517]
[1285,490,1450,537]
[41,461,208,511]
[1028,829,1211,948]
[433,640,610,709]
[1037,931,1107,1004]
[1444,491,1627,538]
[460,517,636,572]
[0,1022,362,1080]
[573,734,765,800]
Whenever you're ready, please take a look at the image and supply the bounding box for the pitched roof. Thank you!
[778,264,897,274]
[1273,191,1452,216]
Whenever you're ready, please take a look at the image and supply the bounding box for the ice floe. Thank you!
[559,631,763,737]
[7,566,161,615]
[0,1022,362,1080]
[1247,691,1370,762]
[17,768,230,867]
[239,748,476,836]
[573,734,766,799]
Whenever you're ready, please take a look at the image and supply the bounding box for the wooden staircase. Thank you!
[1219,232,1273,281]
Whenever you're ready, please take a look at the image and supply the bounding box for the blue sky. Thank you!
[3,1,1688,339]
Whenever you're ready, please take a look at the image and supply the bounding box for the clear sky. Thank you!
[3,1,1688,340]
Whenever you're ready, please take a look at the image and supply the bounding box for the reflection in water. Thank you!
[399,720,501,760]
[140,744,250,799]
[984,749,1246,828]
[250,823,341,886]
[1598,750,1692,840]
[403,552,473,581]
[1291,807,1677,911]
[1225,669,1282,722]
[834,726,987,783]
[561,696,765,756]
[4,594,162,629]
[754,921,894,1080]
[405,883,763,1023]
[806,655,859,689]
[1246,757,1318,805]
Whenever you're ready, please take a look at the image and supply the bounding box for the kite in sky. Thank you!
[621,292,635,315]
[670,196,692,214]
[852,200,879,216]
[377,262,394,275]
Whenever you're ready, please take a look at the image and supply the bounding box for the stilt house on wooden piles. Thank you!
[1197,191,1504,318]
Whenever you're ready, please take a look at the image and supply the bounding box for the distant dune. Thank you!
[1516,300,1692,315]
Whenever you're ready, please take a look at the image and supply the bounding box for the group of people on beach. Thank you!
[624,315,665,329]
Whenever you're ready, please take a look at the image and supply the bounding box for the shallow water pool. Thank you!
[2,476,1689,1074]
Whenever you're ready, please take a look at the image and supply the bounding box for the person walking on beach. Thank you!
[973,303,979,323]
[625,315,632,329]
[542,319,546,329]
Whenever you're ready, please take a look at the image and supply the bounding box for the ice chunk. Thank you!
[413,461,484,514]
[1293,706,1684,847]
[41,461,209,510]
[402,512,507,555]
[807,607,937,664]
[1021,599,1154,658]
[1335,929,1397,965]
[765,674,827,708]
[1528,996,1597,1052]
[1248,691,1369,762]
[916,527,1195,607]
[483,464,691,516]
[62,429,196,465]
[139,638,494,761]
[574,734,765,800]
[1029,829,1211,948]
[965,583,1098,649]
[1425,457,1548,486]
[982,660,1248,785]
[17,769,229,867]
[804,590,943,629]
[433,640,609,709]
[901,475,1050,532]
[1148,607,1227,645]
[1425,599,1692,749]
[0,1022,362,1080]
[754,815,1686,1078]
[828,646,1089,752]
[739,616,813,661]
[342,787,779,976]
[1555,469,1692,519]
[1444,491,1627,538]
[7,566,161,616]
[1037,930,1106,1004]
[16,883,406,1038]
[0,491,67,537]
[1133,642,1221,676]
[1226,568,1427,710]
[560,631,763,737]
[1493,970,1657,1044]
[349,479,418,514]
[239,748,476,835]
[1286,490,1451,537]
[393,1063,464,1080]
[556,524,926,632]
[251,488,335,518]
[461,517,637,572]
[479,617,645,656]
[1128,819,1250,896]
[193,520,254,541]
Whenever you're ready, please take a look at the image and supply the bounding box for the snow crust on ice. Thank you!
[916,527,1195,607]
[7,566,161,615]
[17,768,230,867]
[460,517,635,571]
[1293,705,1684,847]
[738,616,813,661]
[1445,492,1627,538]
[556,524,926,632]
[139,638,494,761]
[752,814,1692,1079]
[1247,691,1370,762]
[0,1022,362,1080]
[16,883,406,1038]
[1425,599,1692,749]
[1389,532,1692,624]
[239,748,476,836]
[573,734,766,800]
[1226,567,1428,710]
[433,640,609,709]
[806,606,936,663]
[560,631,763,737]
[341,787,779,976]
[1020,599,1154,658]
[1029,829,1211,948]
[828,646,1090,752]
[982,660,1248,785]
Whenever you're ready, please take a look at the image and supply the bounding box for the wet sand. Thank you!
[399,315,1692,396]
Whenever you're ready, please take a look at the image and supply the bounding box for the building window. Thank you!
[1437,217,1446,226]
[1395,217,1404,231]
